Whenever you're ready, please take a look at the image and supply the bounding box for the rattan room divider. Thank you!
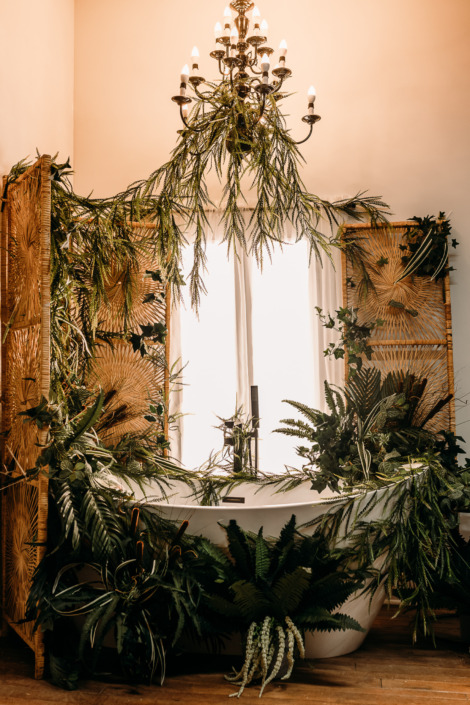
[341,221,455,434]
[0,158,171,678]
[1,156,51,678]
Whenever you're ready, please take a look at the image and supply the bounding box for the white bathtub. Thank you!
[133,479,345,544]
[130,477,400,658]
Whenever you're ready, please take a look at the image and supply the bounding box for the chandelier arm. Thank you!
[180,102,228,134]
[193,84,212,102]
[192,86,222,111]
[179,105,207,133]
[291,122,314,145]
[271,78,286,95]
[252,91,267,125]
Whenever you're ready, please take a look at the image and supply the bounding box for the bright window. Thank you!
[174,220,341,473]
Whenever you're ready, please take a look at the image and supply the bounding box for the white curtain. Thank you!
[169,211,342,472]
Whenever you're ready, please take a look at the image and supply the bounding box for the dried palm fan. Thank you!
[7,171,42,327]
[345,225,446,342]
[88,340,165,445]
[98,226,166,334]
[4,323,41,475]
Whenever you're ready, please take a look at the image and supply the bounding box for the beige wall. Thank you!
[0,0,74,174]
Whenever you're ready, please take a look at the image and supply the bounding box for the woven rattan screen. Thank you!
[341,222,455,434]
[86,223,170,446]
[1,156,51,678]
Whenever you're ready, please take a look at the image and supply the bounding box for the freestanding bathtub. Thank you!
[130,476,399,658]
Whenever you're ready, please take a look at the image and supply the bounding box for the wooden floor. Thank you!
[1,607,470,704]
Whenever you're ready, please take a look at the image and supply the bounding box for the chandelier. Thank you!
[171,1,321,151]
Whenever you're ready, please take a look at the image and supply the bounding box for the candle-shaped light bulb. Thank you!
[261,19,268,34]
[279,39,287,65]
[261,53,270,69]
[308,85,316,114]
[223,6,231,37]
[252,5,261,34]
[182,104,189,119]
[261,52,270,84]
[214,21,222,39]
[191,46,200,76]
[180,64,189,96]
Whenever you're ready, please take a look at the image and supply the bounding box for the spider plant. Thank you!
[27,507,201,687]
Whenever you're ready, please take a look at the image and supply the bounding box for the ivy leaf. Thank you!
[139,322,167,344]
[145,269,163,283]
[389,300,405,309]
[18,396,53,429]
[130,333,148,357]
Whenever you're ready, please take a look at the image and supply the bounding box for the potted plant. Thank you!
[27,502,201,688]
[195,516,365,698]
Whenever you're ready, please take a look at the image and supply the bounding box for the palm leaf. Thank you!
[346,367,381,418]
[54,480,82,549]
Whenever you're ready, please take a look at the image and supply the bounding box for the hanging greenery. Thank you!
[117,85,390,308]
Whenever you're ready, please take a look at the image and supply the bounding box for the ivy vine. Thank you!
[316,306,383,378]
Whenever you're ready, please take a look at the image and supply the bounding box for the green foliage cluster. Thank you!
[316,306,383,378]
[6,158,172,429]
[276,368,453,492]
[196,516,365,697]
[398,213,457,282]
[126,84,389,308]
[314,460,470,642]
[199,515,363,632]
[27,505,201,688]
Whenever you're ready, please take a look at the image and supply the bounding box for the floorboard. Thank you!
[0,608,469,704]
